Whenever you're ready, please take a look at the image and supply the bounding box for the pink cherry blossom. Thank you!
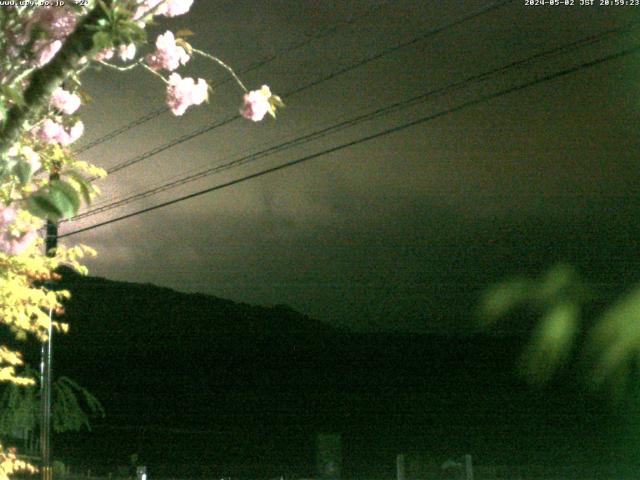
[118,43,137,62]
[36,119,66,144]
[134,0,193,20]
[165,73,208,116]
[0,229,38,256]
[0,206,36,255]
[240,87,271,122]
[157,0,194,17]
[145,31,190,71]
[0,206,16,226]
[66,121,85,145]
[50,87,81,115]
[133,0,163,20]
[35,119,84,145]
[33,6,77,40]
[32,39,62,67]
[94,47,115,61]
[22,147,42,173]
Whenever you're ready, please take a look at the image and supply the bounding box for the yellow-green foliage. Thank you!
[0,446,37,480]
[0,139,98,385]
[0,1,271,474]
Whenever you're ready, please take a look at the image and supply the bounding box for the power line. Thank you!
[94,0,514,178]
[73,0,392,155]
[70,23,638,222]
[75,106,167,155]
[59,44,640,239]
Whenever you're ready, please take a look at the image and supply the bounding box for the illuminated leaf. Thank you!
[270,95,285,107]
[65,170,94,205]
[26,191,65,220]
[92,31,112,51]
[50,179,81,216]
[588,286,640,388]
[0,86,25,107]
[535,264,581,305]
[519,301,580,384]
[12,160,32,186]
[478,277,530,322]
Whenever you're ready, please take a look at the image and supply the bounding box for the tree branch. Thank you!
[0,5,108,160]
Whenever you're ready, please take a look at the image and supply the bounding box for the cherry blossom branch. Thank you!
[141,64,169,84]
[10,68,37,87]
[191,48,248,93]
[0,4,107,160]
[98,60,143,72]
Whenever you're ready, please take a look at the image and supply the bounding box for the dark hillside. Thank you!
[14,268,629,476]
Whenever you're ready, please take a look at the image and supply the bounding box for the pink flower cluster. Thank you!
[92,43,136,63]
[0,206,37,256]
[240,86,272,122]
[165,73,208,116]
[119,43,137,61]
[146,31,190,71]
[35,119,84,146]
[50,87,81,115]
[134,0,194,21]
[30,6,77,67]
[37,84,83,145]
[33,39,63,67]
[33,6,77,40]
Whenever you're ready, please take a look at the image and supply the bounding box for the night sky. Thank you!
[61,0,640,334]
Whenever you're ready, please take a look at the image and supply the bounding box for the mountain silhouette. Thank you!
[16,268,634,477]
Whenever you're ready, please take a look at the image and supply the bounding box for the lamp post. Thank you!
[41,172,58,480]
[39,302,53,480]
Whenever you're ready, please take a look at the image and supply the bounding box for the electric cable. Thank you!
[92,0,515,178]
[72,21,640,221]
[73,0,392,155]
[59,44,640,239]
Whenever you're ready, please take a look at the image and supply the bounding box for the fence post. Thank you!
[464,454,473,480]
[396,454,406,480]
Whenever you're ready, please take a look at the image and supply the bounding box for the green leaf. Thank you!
[535,263,580,305]
[270,95,285,107]
[50,179,80,218]
[519,301,580,384]
[26,180,80,220]
[26,192,64,220]
[92,31,112,51]
[124,22,147,43]
[12,160,32,185]
[0,85,25,107]
[65,170,94,205]
[478,277,530,323]
[589,285,640,387]
[97,0,111,17]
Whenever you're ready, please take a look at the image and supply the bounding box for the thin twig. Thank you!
[10,67,36,87]
[141,64,168,84]
[97,60,141,72]
[191,48,248,92]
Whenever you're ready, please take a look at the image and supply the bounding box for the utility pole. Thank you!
[41,172,58,480]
